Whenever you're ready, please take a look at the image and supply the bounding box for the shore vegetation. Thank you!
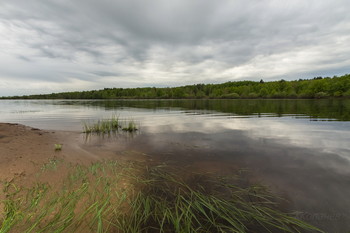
[2,74,349,100]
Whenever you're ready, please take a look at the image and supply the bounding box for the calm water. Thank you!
[0,99,350,232]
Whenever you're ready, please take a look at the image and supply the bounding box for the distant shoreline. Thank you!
[1,97,350,100]
[1,74,349,99]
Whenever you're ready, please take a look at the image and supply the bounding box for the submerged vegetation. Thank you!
[82,116,138,134]
[122,167,322,233]
[2,74,350,99]
[0,160,323,233]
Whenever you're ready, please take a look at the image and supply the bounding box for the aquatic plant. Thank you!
[0,161,323,233]
[82,115,120,134]
[82,116,138,134]
[121,120,138,132]
[116,167,323,233]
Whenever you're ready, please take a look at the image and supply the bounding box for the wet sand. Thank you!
[0,123,87,182]
[0,122,152,203]
[0,123,149,181]
[0,123,150,218]
[0,123,60,180]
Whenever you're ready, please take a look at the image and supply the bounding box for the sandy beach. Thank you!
[0,123,148,181]
[0,122,149,217]
[0,123,61,181]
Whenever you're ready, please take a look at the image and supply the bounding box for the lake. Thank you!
[0,99,349,232]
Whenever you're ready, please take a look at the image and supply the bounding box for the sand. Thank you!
[0,123,148,181]
[0,123,149,212]
[0,123,87,181]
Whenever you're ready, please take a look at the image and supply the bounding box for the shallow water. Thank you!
[0,99,350,232]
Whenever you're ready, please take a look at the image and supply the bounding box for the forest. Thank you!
[3,74,350,99]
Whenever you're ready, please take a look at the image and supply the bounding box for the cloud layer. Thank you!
[1,0,350,96]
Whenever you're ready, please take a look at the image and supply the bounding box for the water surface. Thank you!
[0,99,349,232]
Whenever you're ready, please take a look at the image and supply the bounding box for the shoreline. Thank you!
[0,122,151,220]
[0,123,148,181]
[1,96,350,100]
[0,123,326,232]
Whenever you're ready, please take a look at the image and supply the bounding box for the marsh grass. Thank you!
[0,161,323,233]
[82,116,138,134]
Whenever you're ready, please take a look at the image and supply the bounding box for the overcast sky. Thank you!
[1,0,350,96]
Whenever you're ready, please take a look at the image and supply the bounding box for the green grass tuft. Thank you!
[41,157,62,171]
[82,115,121,134]
[82,115,139,134]
[54,144,62,151]
[121,120,138,132]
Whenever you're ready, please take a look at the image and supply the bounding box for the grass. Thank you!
[82,116,138,134]
[121,120,138,132]
[82,115,121,134]
[54,144,62,151]
[0,161,324,233]
[41,157,62,171]
[116,167,323,233]
[1,160,137,233]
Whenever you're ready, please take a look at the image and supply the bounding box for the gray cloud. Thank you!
[0,0,350,96]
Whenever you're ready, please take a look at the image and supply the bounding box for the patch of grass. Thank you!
[82,115,139,135]
[115,167,323,233]
[0,161,323,233]
[54,144,62,151]
[121,120,138,132]
[41,157,62,171]
[82,115,120,134]
[1,160,137,233]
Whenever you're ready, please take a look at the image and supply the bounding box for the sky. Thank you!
[0,0,350,96]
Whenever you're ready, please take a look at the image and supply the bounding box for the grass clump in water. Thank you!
[0,162,323,233]
[121,120,138,132]
[82,115,121,134]
[82,116,138,134]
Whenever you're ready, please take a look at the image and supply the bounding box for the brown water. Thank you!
[0,99,350,232]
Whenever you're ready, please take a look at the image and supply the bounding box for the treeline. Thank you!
[3,74,350,99]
